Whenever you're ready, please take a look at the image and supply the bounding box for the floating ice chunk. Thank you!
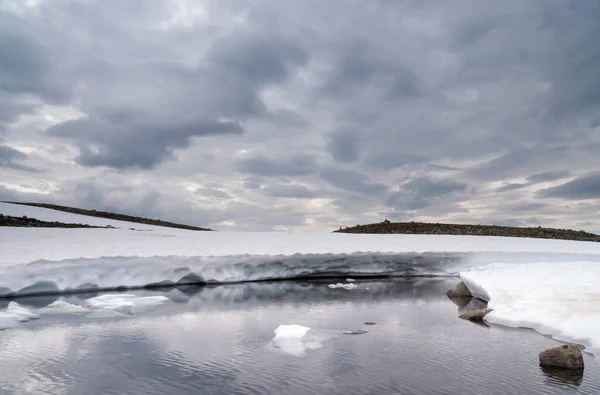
[6,302,40,321]
[274,324,311,340]
[85,294,168,315]
[270,325,323,357]
[0,302,40,329]
[40,301,90,315]
[270,325,342,357]
[328,283,358,290]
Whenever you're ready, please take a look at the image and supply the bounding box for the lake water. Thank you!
[0,278,598,395]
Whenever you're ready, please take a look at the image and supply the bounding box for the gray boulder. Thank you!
[446,282,471,298]
[459,308,492,322]
[539,344,584,370]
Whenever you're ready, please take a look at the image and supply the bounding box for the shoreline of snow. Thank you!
[459,262,600,358]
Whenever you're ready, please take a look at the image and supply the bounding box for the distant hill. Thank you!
[334,220,600,242]
[2,202,213,231]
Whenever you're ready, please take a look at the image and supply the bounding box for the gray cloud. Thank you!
[261,184,316,199]
[537,173,600,200]
[49,116,243,169]
[322,40,422,100]
[236,154,317,177]
[496,183,528,193]
[386,177,468,211]
[0,145,38,172]
[511,203,546,212]
[526,171,571,183]
[242,177,263,190]
[466,147,568,181]
[320,166,388,197]
[327,129,361,163]
[1,0,600,231]
[196,188,232,199]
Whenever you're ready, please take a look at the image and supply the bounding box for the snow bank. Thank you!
[460,261,600,357]
[0,252,463,297]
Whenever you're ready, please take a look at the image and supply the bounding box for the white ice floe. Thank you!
[460,261,600,357]
[38,301,90,315]
[84,294,169,315]
[328,283,358,290]
[0,302,40,330]
[270,325,336,357]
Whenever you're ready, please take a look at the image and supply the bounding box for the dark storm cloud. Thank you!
[320,166,388,197]
[537,173,600,200]
[261,184,316,198]
[236,154,317,177]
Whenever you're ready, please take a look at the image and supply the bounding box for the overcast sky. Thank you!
[1,0,599,232]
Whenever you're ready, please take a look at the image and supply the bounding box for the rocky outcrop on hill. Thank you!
[0,214,111,228]
[334,220,600,242]
[3,202,213,231]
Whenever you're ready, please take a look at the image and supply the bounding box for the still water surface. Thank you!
[0,279,598,395]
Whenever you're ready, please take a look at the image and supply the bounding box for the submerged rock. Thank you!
[447,295,471,309]
[458,308,492,322]
[539,344,584,370]
[541,367,583,386]
[446,282,471,298]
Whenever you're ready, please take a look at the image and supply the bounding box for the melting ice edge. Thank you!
[0,252,465,298]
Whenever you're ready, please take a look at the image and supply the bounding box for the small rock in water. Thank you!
[343,329,368,335]
[458,308,492,322]
[364,322,376,325]
[446,281,471,298]
[539,344,584,370]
